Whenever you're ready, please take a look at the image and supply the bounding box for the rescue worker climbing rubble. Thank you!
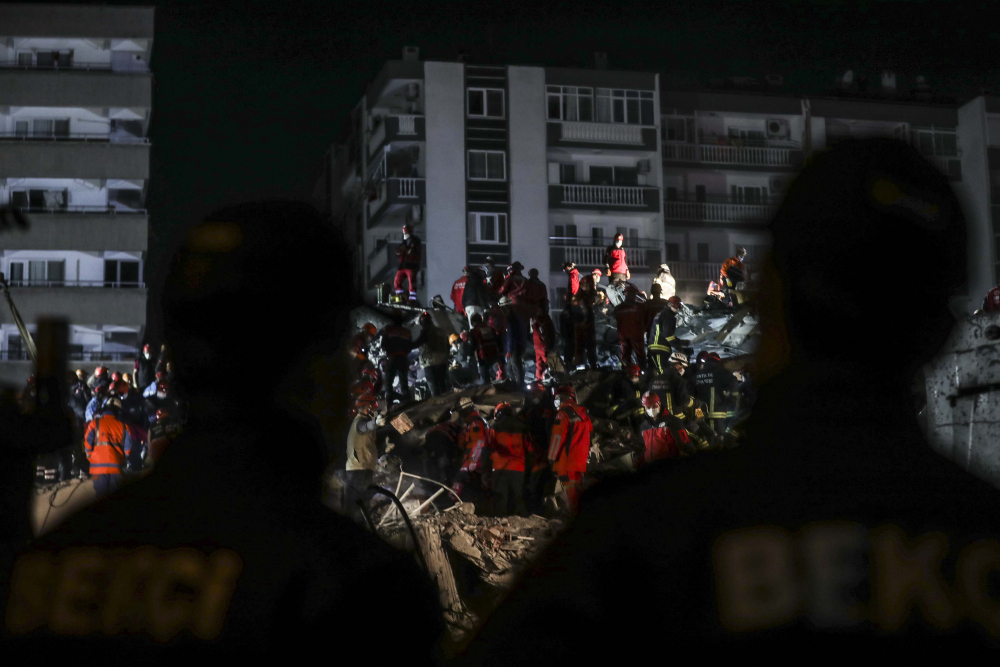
[647,296,683,374]
[547,385,592,515]
[487,402,531,517]
[83,395,138,497]
[452,397,490,509]
[693,352,741,440]
[720,246,748,306]
[414,311,451,397]
[345,394,384,524]
[376,319,417,404]
[393,224,422,304]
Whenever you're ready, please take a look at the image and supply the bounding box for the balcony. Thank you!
[366,177,426,229]
[548,237,662,274]
[366,232,428,288]
[667,261,762,283]
[0,286,147,327]
[0,208,147,251]
[549,184,660,213]
[0,68,152,108]
[0,140,150,179]
[664,195,779,225]
[0,132,147,144]
[547,121,658,151]
[368,115,425,159]
[663,140,804,168]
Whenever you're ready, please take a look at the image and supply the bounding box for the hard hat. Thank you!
[563,262,576,270]
[510,261,524,272]
[94,384,110,399]
[735,246,747,255]
[75,369,86,380]
[96,366,108,376]
[696,351,709,364]
[458,396,475,411]
[553,385,576,401]
[402,224,414,234]
[625,364,641,378]
[115,380,130,395]
[707,352,722,362]
[667,296,683,309]
[614,232,624,240]
[355,395,378,413]
[102,395,122,412]
[659,264,671,273]
[668,351,689,367]
[493,402,513,419]
[111,371,122,383]
[641,391,662,408]
[362,323,377,337]
[462,266,469,274]
[592,268,603,276]
[449,333,460,345]
[498,296,514,308]
[350,380,374,396]
[143,344,151,354]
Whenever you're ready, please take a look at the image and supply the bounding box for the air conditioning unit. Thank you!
[406,83,419,101]
[766,119,790,140]
[409,204,423,223]
[637,159,651,174]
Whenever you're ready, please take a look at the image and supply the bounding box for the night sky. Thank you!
[23,0,1000,337]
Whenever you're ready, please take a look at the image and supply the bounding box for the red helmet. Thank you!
[402,224,414,235]
[362,323,377,337]
[95,366,108,377]
[143,344,151,354]
[115,380,130,395]
[459,331,469,342]
[94,384,110,399]
[355,395,378,413]
[625,364,641,378]
[708,352,722,362]
[350,380,374,396]
[641,391,661,408]
[667,296,683,309]
[696,351,709,364]
[111,371,122,383]
[493,402,513,420]
[553,385,576,402]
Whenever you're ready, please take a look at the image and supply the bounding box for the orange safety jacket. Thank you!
[84,412,137,476]
[548,402,593,477]
[458,412,490,473]
[488,417,531,473]
[720,257,746,286]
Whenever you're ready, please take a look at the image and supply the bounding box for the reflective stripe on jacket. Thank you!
[459,413,489,472]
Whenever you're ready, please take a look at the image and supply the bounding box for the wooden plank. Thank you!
[415,523,464,623]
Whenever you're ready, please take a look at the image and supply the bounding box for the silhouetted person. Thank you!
[457,138,1000,661]
[1,202,442,663]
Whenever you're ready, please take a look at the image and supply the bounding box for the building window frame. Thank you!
[467,150,507,181]
[546,86,594,122]
[467,88,505,119]
[468,212,508,244]
[596,88,655,126]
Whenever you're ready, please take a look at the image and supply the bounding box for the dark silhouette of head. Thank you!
[762,137,965,383]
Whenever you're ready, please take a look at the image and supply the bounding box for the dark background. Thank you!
[10,0,998,338]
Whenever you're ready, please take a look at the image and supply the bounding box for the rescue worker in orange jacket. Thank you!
[394,224,422,304]
[488,402,531,516]
[614,288,647,369]
[637,391,695,467]
[548,385,593,514]
[452,398,491,506]
[468,313,503,385]
[84,395,139,497]
[720,246,748,306]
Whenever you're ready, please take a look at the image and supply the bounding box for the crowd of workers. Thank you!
[343,227,756,518]
[19,342,185,496]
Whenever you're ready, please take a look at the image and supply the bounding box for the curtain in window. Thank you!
[469,152,487,179]
[596,89,612,123]
[33,119,53,136]
[480,215,496,242]
[29,261,46,283]
[563,88,578,121]
[486,152,505,180]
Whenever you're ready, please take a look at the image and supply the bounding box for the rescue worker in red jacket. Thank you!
[84,395,139,497]
[614,288,647,369]
[450,267,469,316]
[488,402,531,517]
[532,310,556,383]
[548,385,593,514]
[375,321,417,403]
[603,233,630,284]
[394,224,422,304]
[560,262,580,371]
[452,397,490,505]
[468,313,503,385]
[983,282,1000,312]
[637,391,695,467]
[499,262,532,384]
[483,257,507,364]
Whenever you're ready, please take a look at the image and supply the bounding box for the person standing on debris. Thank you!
[641,283,669,332]
[133,343,156,391]
[462,265,490,327]
[704,280,728,310]
[652,264,676,300]
[720,246,748,306]
[425,410,464,485]
[570,275,599,370]
[548,385,592,514]
[591,364,645,429]
[393,224,422,304]
[499,262,532,384]
[483,256,504,295]
[560,262,580,372]
[451,267,469,317]
[614,287,647,369]
[647,296,682,374]
[532,311,556,383]
[452,397,490,508]
[413,311,451,397]
[469,313,503,385]
[693,352,741,440]
[636,391,694,466]
[375,320,417,403]
[84,394,139,497]
[488,402,530,517]
[646,350,694,419]
[345,395,385,524]
[603,233,630,284]
[69,368,91,428]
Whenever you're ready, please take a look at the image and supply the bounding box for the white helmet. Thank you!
[668,350,689,367]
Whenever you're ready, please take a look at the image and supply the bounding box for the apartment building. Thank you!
[322,49,664,309]
[0,4,153,384]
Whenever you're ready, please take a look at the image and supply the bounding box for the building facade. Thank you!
[322,49,664,311]
[0,4,153,384]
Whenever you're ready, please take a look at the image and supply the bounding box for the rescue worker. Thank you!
[560,262,580,371]
[144,379,180,426]
[425,410,464,484]
[462,265,490,326]
[485,259,507,368]
[603,232,630,284]
[376,320,417,403]
[414,311,451,397]
[488,402,530,517]
[720,246,748,306]
[636,391,694,466]
[590,364,644,428]
[499,261,531,384]
[345,394,385,524]
[532,310,556,383]
[570,274,598,370]
[84,394,139,497]
[614,288,647,369]
[641,283,669,331]
[452,397,490,509]
[647,296,682,374]
[393,224,422,304]
[450,267,469,316]
[147,407,183,464]
[547,385,592,514]
[460,138,992,660]
[982,280,1000,312]
[85,383,109,423]
[134,343,156,390]
[483,256,504,294]
[523,392,555,514]
[652,263,676,299]
[704,280,728,310]
[360,364,382,397]
[693,352,741,439]
[86,365,108,390]
[468,313,503,385]
[563,261,580,297]
[646,350,694,417]
[69,369,91,427]
[448,332,478,388]
[349,323,377,371]
[116,379,148,463]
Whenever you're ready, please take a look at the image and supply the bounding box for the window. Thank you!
[13,189,67,209]
[7,263,24,286]
[468,150,506,180]
[596,89,654,125]
[10,260,64,286]
[697,243,709,262]
[33,119,53,136]
[36,52,54,67]
[468,88,505,118]
[105,260,141,287]
[666,187,678,201]
[666,243,680,262]
[728,128,767,147]
[14,121,29,137]
[559,164,576,184]
[17,52,32,66]
[731,186,766,204]
[566,224,578,245]
[695,185,706,203]
[546,86,593,122]
[590,166,614,186]
[468,213,508,244]
[592,227,604,245]
[663,117,689,142]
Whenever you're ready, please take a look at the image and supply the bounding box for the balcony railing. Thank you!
[560,122,644,145]
[368,114,424,158]
[397,115,418,135]
[667,261,762,283]
[548,236,662,273]
[0,349,137,362]
[0,60,145,72]
[664,199,779,224]
[5,280,144,288]
[4,205,147,215]
[663,141,802,167]
[0,132,148,144]
[366,177,427,228]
